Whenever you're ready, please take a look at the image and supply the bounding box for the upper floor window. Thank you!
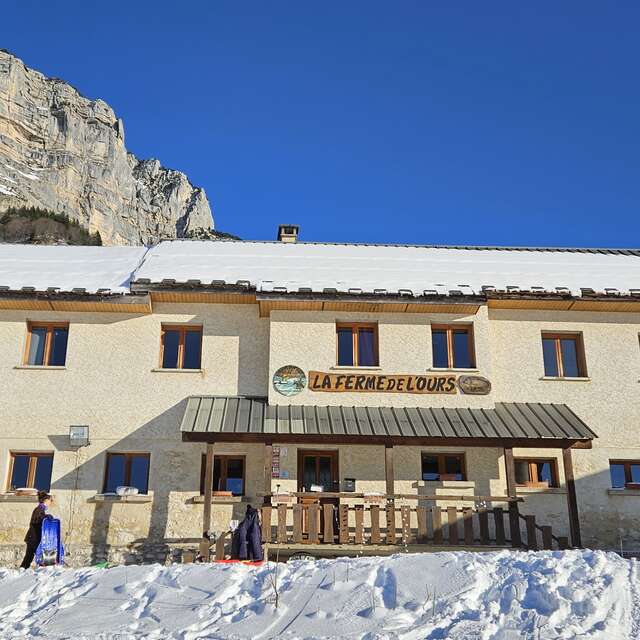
[541,332,586,378]
[421,452,466,481]
[200,454,246,496]
[431,324,475,369]
[336,323,378,367]
[25,322,68,366]
[104,452,150,494]
[514,458,558,488]
[610,460,640,489]
[9,452,54,492]
[160,325,202,370]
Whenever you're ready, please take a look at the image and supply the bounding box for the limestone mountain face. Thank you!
[0,51,214,245]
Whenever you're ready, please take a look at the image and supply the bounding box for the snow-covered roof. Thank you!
[1,240,639,298]
[134,240,640,298]
[0,245,148,294]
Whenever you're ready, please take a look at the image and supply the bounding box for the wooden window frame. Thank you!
[541,332,587,378]
[103,452,151,494]
[159,324,203,370]
[514,457,559,488]
[7,452,54,491]
[200,454,246,496]
[297,449,340,493]
[430,324,476,369]
[24,322,69,366]
[335,322,379,367]
[609,459,640,488]
[420,452,467,481]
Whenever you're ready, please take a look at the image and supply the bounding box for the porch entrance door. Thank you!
[297,450,339,542]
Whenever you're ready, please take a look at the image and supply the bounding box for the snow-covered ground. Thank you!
[0,550,637,639]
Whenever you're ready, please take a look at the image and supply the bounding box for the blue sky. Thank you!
[2,2,639,246]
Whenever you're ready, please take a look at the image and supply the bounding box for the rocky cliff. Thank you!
[0,51,214,245]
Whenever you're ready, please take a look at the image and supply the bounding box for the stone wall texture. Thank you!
[0,302,639,566]
[0,51,213,245]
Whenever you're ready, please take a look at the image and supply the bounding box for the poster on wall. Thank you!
[271,445,281,478]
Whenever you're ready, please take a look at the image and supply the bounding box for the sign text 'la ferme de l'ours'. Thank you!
[307,371,490,395]
[271,365,492,396]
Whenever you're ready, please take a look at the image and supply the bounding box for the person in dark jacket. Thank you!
[231,505,263,561]
[20,491,53,570]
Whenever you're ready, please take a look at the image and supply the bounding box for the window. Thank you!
[8,452,54,491]
[160,325,202,370]
[200,455,246,496]
[609,460,640,489]
[103,453,150,494]
[514,458,559,488]
[421,453,466,481]
[336,323,378,367]
[541,333,586,378]
[431,325,475,369]
[24,323,68,366]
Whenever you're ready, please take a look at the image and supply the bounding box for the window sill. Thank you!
[608,488,640,497]
[421,480,475,488]
[0,494,38,503]
[539,376,591,382]
[190,495,247,504]
[13,365,66,371]
[329,366,382,371]
[427,368,480,373]
[90,494,153,503]
[150,368,205,374]
[516,486,566,495]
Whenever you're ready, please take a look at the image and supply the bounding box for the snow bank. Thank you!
[0,550,637,639]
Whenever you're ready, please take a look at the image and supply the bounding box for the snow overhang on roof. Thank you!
[0,245,148,296]
[132,240,640,299]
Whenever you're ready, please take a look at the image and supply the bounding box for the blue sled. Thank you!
[35,518,65,566]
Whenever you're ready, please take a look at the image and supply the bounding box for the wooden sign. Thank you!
[308,371,457,394]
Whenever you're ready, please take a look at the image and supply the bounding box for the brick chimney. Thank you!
[277,224,299,243]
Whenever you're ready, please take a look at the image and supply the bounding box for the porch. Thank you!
[180,397,596,559]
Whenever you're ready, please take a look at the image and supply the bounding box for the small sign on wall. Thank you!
[272,445,281,478]
[273,366,307,396]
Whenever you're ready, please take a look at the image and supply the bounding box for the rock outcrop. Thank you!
[0,51,214,245]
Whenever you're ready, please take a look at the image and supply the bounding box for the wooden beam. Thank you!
[503,447,522,548]
[562,447,582,547]
[182,431,593,450]
[200,443,214,561]
[385,445,394,497]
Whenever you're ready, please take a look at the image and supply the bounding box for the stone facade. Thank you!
[0,297,639,566]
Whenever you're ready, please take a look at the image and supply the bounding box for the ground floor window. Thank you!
[514,458,558,487]
[103,453,150,494]
[421,452,466,481]
[609,460,640,488]
[200,455,245,496]
[8,452,53,491]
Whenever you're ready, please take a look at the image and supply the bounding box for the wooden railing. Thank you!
[519,513,569,551]
[258,494,569,551]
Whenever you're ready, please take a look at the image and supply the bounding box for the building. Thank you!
[0,229,639,565]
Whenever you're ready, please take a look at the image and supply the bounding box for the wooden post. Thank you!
[201,443,214,561]
[385,445,394,497]
[263,443,273,505]
[525,515,538,550]
[503,447,522,548]
[562,447,582,547]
